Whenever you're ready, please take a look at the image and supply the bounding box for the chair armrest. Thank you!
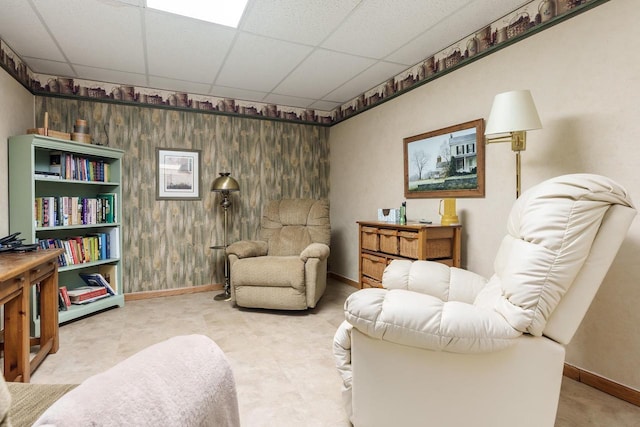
[345,288,521,354]
[226,240,268,259]
[300,243,330,261]
[383,260,488,303]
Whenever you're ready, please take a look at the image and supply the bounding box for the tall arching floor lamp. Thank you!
[211,172,240,301]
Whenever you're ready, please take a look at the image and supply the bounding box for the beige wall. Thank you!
[329,0,640,390]
[0,70,34,236]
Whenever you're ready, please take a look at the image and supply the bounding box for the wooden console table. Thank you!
[0,249,63,382]
[358,221,462,289]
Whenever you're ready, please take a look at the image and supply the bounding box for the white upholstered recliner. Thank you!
[334,174,636,427]
[226,199,330,310]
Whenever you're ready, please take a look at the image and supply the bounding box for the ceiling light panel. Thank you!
[146,0,248,27]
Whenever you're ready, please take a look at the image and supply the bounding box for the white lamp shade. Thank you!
[485,90,542,135]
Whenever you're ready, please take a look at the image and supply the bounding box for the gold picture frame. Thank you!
[404,119,485,198]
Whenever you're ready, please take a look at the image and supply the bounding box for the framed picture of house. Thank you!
[404,119,485,198]
[156,148,201,200]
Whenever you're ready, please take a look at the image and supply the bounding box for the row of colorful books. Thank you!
[58,272,117,309]
[34,193,117,228]
[50,152,111,182]
[38,231,115,267]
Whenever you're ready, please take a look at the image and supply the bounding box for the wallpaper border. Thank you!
[1,0,606,127]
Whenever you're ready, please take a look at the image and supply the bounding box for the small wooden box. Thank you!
[362,253,387,282]
[361,226,379,251]
[47,130,71,140]
[378,229,399,255]
[28,128,71,140]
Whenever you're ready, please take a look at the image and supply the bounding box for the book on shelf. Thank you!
[97,193,117,223]
[57,153,110,182]
[59,286,71,309]
[98,264,118,292]
[39,233,116,267]
[34,195,117,227]
[66,286,109,304]
[35,170,61,179]
[49,152,61,173]
[78,272,117,296]
[58,289,68,311]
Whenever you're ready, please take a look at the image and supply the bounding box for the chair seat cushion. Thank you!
[232,256,304,290]
[344,288,521,353]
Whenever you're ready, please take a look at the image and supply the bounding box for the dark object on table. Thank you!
[0,232,38,252]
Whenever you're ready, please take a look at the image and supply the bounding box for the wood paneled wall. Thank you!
[36,97,329,292]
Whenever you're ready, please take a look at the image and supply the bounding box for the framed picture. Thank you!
[404,119,485,198]
[156,148,201,200]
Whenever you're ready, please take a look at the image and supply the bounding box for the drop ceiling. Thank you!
[0,0,531,113]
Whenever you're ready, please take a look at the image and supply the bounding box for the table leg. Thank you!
[38,270,60,354]
[3,286,29,382]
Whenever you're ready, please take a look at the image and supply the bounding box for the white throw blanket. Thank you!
[34,335,240,427]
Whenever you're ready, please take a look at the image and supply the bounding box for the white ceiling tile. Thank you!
[262,93,315,109]
[386,0,530,64]
[22,57,75,78]
[216,33,312,92]
[274,49,376,99]
[148,76,213,94]
[241,0,360,46]
[0,0,66,62]
[209,86,268,102]
[323,61,408,103]
[322,0,472,59]
[31,0,145,73]
[145,10,236,83]
[0,0,557,116]
[113,0,144,6]
[308,100,341,112]
[73,65,148,87]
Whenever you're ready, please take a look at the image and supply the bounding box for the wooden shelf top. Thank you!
[357,220,461,230]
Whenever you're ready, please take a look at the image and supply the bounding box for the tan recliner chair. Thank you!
[334,174,636,427]
[226,199,330,310]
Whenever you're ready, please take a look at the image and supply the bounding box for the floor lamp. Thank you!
[210,172,240,301]
[485,90,542,198]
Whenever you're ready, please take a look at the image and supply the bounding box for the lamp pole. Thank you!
[213,190,232,301]
[210,172,239,302]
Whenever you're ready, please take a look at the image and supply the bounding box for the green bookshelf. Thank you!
[8,134,125,334]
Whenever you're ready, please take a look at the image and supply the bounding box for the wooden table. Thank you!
[357,221,462,288]
[0,249,63,382]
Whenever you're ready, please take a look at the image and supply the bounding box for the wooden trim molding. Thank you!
[328,272,359,289]
[564,364,640,407]
[125,284,222,301]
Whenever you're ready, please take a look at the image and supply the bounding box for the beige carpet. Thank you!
[30,279,640,426]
